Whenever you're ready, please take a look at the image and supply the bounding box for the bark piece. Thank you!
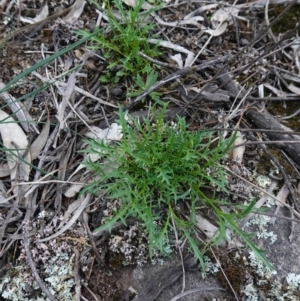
[246,109,300,166]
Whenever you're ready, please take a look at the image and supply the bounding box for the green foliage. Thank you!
[82,103,271,268]
[127,69,162,103]
[78,0,161,83]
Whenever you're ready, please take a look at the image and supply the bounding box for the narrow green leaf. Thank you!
[0,31,99,94]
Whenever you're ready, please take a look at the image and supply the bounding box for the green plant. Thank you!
[82,103,271,268]
[127,68,162,103]
[77,0,161,83]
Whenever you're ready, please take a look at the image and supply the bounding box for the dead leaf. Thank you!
[196,214,240,247]
[264,83,294,97]
[64,123,123,197]
[63,0,86,22]
[0,109,31,182]
[204,22,228,37]
[240,180,278,228]
[0,82,39,133]
[20,4,49,24]
[211,7,240,27]
[30,118,50,160]
[275,183,289,207]
[85,124,122,140]
[170,54,183,69]
[152,12,205,29]
[184,4,219,20]
[0,164,10,178]
[38,194,91,242]
[229,130,245,164]
[57,199,82,229]
[64,184,84,198]
[148,38,195,67]
[196,214,218,239]
[56,72,77,132]
[287,84,300,95]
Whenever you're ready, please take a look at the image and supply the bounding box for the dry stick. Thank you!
[56,138,75,210]
[23,211,58,301]
[82,283,100,301]
[269,67,291,92]
[248,96,300,102]
[34,123,60,181]
[0,197,20,247]
[123,56,228,111]
[19,137,58,301]
[231,12,240,49]
[265,0,276,43]
[81,3,297,117]
[289,204,295,242]
[138,51,179,69]
[224,166,300,219]
[234,140,300,147]
[182,0,299,109]
[282,151,300,178]
[0,169,60,204]
[280,107,300,120]
[221,23,300,88]
[74,248,81,301]
[0,139,32,246]
[18,180,84,185]
[0,6,72,46]
[80,211,107,267]
[251,136,300,213]
[252,211,300,223]
[197,128,300,136]
[232,123,300,212]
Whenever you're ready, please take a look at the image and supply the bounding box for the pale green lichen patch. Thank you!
[0,252,75,301]
[0,212,85,301]
[241,252,300,301]
[255,174,272,188]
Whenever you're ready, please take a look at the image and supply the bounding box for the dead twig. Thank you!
[23,212,58,301]
[0,6,73,46]
[234,140,300,147]
[252,211,300,223]
[225,166,300,219]
[80,210,107,267]
[138,51,179,69]
[123,56,228,111]
[82,283,101,301]
[74,248,82,301]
